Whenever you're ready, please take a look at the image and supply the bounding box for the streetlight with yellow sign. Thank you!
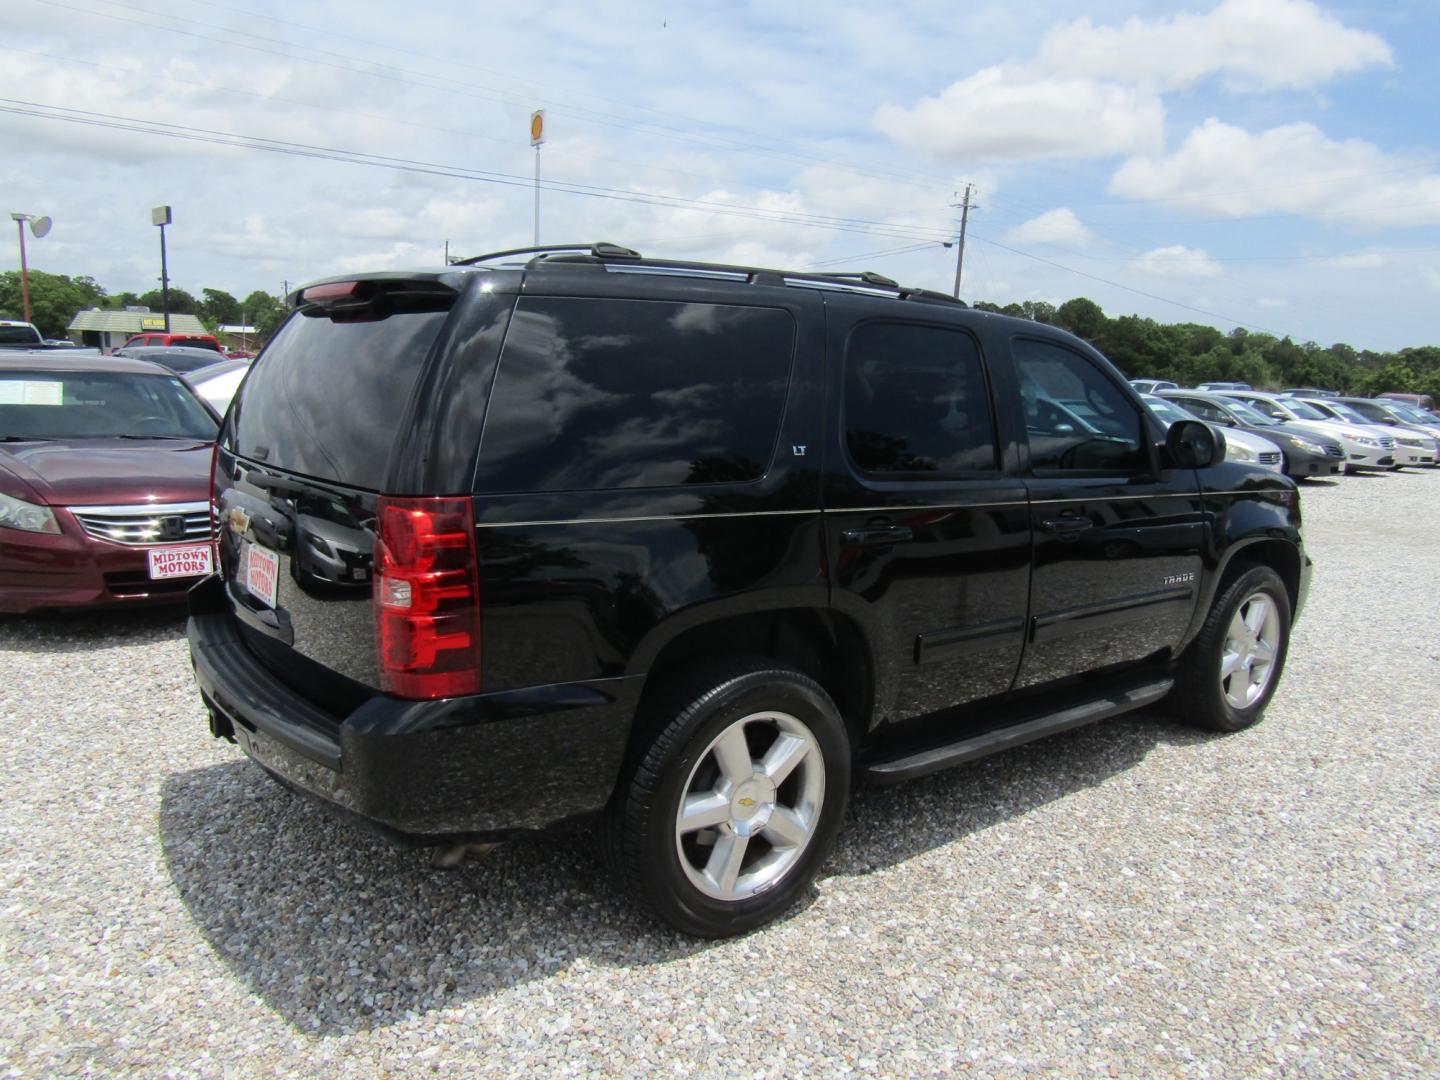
[530,109,544,246]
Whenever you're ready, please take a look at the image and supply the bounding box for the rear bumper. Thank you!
[187,595,642,842]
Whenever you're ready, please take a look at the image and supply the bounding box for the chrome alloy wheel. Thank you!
[674,711,826,902]
[1220,591,1282,709]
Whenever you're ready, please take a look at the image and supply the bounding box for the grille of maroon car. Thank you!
[70,501,213,545]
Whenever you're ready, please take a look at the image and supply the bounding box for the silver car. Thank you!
[1329,397,1439,467]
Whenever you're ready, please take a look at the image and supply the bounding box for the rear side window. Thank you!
[473,297,794,493]
[844,322,997,477]
[230,304,450,485]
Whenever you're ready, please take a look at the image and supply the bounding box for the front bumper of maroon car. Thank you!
[0,501,214,613]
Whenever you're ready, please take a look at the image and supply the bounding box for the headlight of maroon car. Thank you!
[0,491,60,534]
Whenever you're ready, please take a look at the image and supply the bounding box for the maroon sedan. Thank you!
[1,353,219,613]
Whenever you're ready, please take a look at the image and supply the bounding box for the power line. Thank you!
[0,98,960,245]
[798,242,940,270]
[968,231,1284,334]
[34,0,970,195]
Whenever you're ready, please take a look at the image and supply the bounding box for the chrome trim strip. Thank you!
[474,508,822,529]
[65,500,210,516]
[1027,493,1193,505]
[473,489,1287,529]
[835,501,1022,514]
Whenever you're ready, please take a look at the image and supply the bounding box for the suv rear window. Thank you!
[229,304,449,485]
[473,297,794,493]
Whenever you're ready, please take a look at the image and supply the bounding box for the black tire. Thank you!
[603,661,851,938]
[1172,564,1292,732]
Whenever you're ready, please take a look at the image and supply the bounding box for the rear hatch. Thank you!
[214,271,510,702]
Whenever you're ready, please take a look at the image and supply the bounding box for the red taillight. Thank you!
[374,496,481,700]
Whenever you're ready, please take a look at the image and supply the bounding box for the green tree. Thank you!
[136,287,198,315]
[0,269,109,338]
[1020,300,1057,324]
[1055,297,1106,341]
[241,290,287,340]
[198,287,242,328]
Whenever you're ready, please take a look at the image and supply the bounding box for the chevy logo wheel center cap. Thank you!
[729,776,776,837]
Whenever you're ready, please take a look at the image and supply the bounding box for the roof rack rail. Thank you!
[454,242,965,307]
[453,241,639,267]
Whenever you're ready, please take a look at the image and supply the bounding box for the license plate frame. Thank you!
[147,544,214,581]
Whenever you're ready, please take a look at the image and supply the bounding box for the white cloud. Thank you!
[1426,269,1440,293]
[1318,252,1387,270]
[1037,0,1392,92]
[873,0,1390,166]
[1004,208,1094,248]
[874,67,1163,164]
[1130,246,1223,278]
[1109,119,1440,227]
[1257,297,1288,308]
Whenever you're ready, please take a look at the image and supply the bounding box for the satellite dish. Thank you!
[30,216,52,239]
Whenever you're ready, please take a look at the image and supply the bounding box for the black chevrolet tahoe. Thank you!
[188,243,1311,937]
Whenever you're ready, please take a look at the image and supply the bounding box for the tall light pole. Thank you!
[530,110,545,246]
[10,212,52,325]
[151,205,172,332]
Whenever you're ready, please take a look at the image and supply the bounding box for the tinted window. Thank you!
[844,322,997,476]
[0,371,216,439]
[1014,338,1144,472]
[473,298,793,492]
[230,305,450,485]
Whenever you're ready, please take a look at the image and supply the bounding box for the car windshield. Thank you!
[0,326,42,346]
[1390,405,1435,424]
[1224,399,1275,426]
[1282,399,1327,420]
[1343,400,1394,423]
[1320,402,1371,424]
[1144,396,1197,425]
[0,370,217,439]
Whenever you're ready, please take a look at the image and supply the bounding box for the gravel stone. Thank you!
[1,471,1437,1076]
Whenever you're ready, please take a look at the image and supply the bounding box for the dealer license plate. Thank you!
[147,544,214,581]
[243,542,280,608]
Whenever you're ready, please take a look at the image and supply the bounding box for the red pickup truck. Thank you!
[120,331,222,351]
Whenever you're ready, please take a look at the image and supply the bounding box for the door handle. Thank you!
[1040,517,1093,535]
[841,525,914,546]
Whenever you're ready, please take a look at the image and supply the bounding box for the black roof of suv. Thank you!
[188,242,1311,936]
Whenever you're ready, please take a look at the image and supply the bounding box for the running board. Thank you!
[861,677,1174,784]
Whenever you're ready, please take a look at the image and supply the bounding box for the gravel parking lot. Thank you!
[2,472,1437,1077]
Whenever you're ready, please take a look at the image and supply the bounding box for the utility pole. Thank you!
[951,184,973,300]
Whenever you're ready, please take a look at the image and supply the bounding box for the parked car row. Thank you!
[1129,379,1440,479]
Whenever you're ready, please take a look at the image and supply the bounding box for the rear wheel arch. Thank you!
[630,608,874,759]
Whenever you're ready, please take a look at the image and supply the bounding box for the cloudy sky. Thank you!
[4,0,1437,350]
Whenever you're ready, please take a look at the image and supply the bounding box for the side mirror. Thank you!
[1165,419,1224,469]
